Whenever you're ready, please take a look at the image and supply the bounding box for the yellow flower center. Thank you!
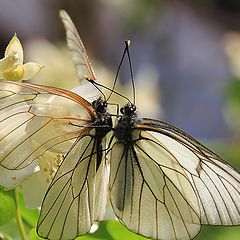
[37,152,63,184]
[3,64,24,80]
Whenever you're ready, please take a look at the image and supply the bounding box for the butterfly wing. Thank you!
[94,137,109,221]
[59,9,96,83]
[37,132,101,239]
[141,118,240,226]
[110,118,240,240]
[0,80,94,189]
[37,116,109,240]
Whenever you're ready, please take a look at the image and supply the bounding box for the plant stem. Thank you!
[15,187,27,240]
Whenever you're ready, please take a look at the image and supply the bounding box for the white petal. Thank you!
[0,54,19,73]
[0,162,37,189]
[22,62,43,80]
[89,223,99,233]
[5,34,23,64]
[71,80,100,102]
[22,169,49,208]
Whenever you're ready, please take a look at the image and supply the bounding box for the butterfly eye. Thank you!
[131,104,136,112]
[120,107,125,114]
[123,104,136,116]
[101,101,107,108]
[92,98,107,114]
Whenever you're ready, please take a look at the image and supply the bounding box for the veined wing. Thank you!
[36,94,111,240]
[37,132,104,240]
[110,118,240,240]
[0,80,94,189]
[110,134,200,240]
[140,118,240,226]
[59,9,96,82]
[94,137,109,221]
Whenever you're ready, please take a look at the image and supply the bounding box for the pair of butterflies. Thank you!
[0,9,239,240]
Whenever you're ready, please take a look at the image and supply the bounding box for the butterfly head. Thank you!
[92,97,108,114]
[92,97,112,134]
[120,103,136,117]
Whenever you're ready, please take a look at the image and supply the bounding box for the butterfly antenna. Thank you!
[88,80,132,103]
[86,78,106,101]
[106,42,128,102]
[125,40,136,105]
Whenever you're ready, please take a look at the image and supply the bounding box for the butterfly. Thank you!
[0,9,112,240]
[106,41,240,239]
[0,9,239,240]
[111,102,240,239]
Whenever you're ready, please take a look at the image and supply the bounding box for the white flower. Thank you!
[0,34,43,81]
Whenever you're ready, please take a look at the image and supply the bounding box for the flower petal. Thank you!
[22,169,49,208]
[5,34,23,64]
[22,62,43,80]
[0,53,19,73]
[0,163,37,190]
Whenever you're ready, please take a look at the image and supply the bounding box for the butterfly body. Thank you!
[114,103,139,143]
[91,97,112,170]
[92,98,112,135]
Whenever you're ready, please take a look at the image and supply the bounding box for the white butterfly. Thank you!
[110,102,240,239]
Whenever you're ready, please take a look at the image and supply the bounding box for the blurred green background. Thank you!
[0,0,240,239]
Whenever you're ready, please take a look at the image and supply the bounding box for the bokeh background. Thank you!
[0,0,240,239]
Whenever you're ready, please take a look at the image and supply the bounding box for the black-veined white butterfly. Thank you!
[0,82,112,239]
[0,9,112,240]
[111,102,240,239]
[0,9,239,240]
[104,41,240,239]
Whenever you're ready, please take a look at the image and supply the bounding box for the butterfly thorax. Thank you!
[114,103,138,143]
[92,97,112,138]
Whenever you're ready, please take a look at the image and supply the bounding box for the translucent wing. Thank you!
[0,80,94,189]
[59,9,96,82]
[37,132,107,239]
[94,138,109,221]
[110,118,240,240]
[141,118,240,226]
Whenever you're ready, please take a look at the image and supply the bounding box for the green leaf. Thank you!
[106,221,147,240]
[0,191,16,226]
[195,225,240,240]
[75,222,112,240]
[0,232,13,240]
[75,221,148,239]
[0,231,13,240]
[29,228,43,240]
[0,219,19,239]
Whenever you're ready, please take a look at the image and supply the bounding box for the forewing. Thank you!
[59,10,96,82]
[110,131,201,240]
[37,132,98,240]
[0,80,94,189]
[140,118,240,226]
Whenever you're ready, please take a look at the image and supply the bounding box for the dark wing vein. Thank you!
[37,134,98,240]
